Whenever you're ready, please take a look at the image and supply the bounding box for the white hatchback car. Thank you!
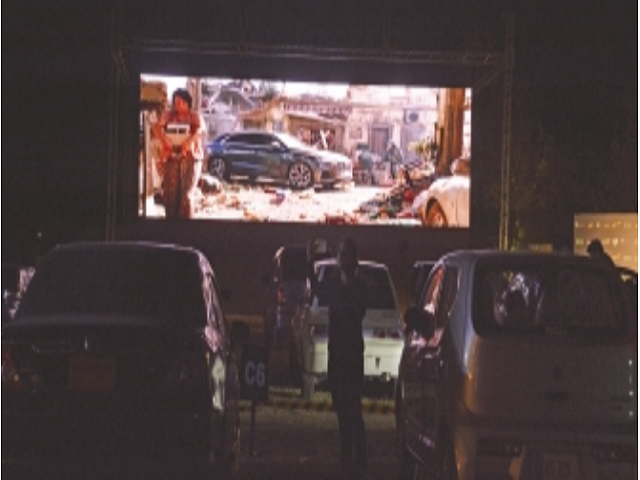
[412,157,470,227]
[396,250,637,480]
[291,259,404,400]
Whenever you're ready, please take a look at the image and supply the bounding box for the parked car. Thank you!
[292,259,404,401]
[2,242,248,478]
[396,250,637,480]
[412,157,470,227]
[206,130,353,190]
[262,243,333,350]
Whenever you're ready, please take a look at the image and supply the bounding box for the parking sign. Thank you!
[240,345,269,402]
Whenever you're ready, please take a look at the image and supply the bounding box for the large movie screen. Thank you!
[139,75,471,227]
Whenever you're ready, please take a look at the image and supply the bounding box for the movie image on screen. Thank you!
[140,75,471,228]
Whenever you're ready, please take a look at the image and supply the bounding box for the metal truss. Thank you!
[109,9,515,248]
[128,38,503,67]
[499,14,515,251]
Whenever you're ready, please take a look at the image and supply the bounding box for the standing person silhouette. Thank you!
[382,140,404,180]
[586,238,616,269]
[307,237,368,479]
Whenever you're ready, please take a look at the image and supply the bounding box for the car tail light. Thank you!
[592,443,637,463]
[166,351,209,389]
[477,438,523,457]
[2,350,22,391]
[277,285,287,305]
[373,328,403,340]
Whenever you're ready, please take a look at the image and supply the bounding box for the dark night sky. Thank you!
[3,1,636,259]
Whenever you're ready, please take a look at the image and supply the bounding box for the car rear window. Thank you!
[17,249,208,327]
[473,260,628,337]
[280,249,309,281]
[316,265,396,310]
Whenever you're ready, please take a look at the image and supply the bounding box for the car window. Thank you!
[244,133,271,146]
[274,132,309,150]
[213,133,231,144]
[473,260,627,337]
[315,264,396,310]
[411,261,435,303]
[420,265,444,317]
[435,266,459,328]
[206,274,227,335]
[227,133,261,146]
[18,249,208,327]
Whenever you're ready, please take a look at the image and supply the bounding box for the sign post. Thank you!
[240,344,269,456]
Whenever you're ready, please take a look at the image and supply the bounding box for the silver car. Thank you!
[396,250,637,480]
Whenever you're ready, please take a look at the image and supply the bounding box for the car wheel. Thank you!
[208,156,230,181]
[426,201,448,227]
[288,162,314,190]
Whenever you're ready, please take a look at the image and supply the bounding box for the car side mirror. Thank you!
[403,306,436,339]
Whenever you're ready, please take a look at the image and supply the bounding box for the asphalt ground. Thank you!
[233,344,402,479]
[237,391,401,480]
[2,386,400,480]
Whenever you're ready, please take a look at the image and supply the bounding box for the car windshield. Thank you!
[315,264,396,310]
[17,248,207,327]
[273,132,314,151]
[473,259,627,336]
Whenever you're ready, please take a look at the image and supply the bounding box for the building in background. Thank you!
[574,213,638,271]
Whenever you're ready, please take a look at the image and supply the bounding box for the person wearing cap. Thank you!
[382,140,404,180]
[152,88,206,219]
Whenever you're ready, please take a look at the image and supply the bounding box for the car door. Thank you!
[204,271,239,454]
[398,264,445,463]
[419,263,460,473]
[255,134,291,181]
[224,133,259,176]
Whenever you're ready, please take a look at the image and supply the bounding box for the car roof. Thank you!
[314,258,387,270]
[51,241,201,257]
[216,129,275,139]
[617,266,638,278]
[438,249,614,267]
[46,241,209,270]
[412,260,436,268]
[275,244,307,255]
[275,243,334,258]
